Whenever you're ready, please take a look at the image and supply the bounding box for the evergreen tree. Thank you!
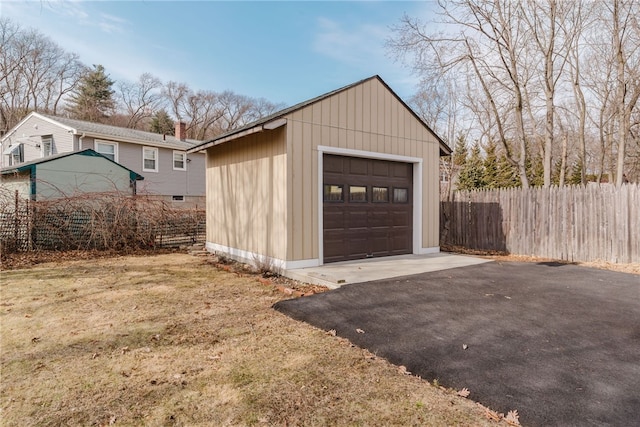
[496,154,520,188]
[568,161,584,185]
[150,109,174,135]
[457,142,485,190]
[483,140,499,188]
[526,156,545,187]
[67,64,115,122]
[452,134,468,168]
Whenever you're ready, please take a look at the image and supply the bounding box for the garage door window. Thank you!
[349,185,367,202]
[323,184,344,202]
[372,186,389,203]
[393,188,408,203]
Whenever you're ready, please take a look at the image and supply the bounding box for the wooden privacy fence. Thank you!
[441,184,640,264]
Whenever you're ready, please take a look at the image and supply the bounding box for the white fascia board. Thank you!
[263,118,287,130]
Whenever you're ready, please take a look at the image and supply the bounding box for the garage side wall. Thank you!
[205,128,287,263]
[285,78,441,262]
[36,155,134,199]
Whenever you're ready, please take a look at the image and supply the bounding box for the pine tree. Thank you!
[496,154,520,188]
[568,161,584,185]
[483,140,499,188]
[526,156,545,187]
[457,142,485,190]
[150,109,174,135]
[452,134,468,168]
[67,64,115,122]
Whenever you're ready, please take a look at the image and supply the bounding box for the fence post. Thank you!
[14,190,19,250]
[27,198,33,251]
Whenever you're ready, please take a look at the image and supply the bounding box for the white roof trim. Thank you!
[31,112,76,132]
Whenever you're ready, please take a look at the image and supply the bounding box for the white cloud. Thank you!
[312,15,420,101]
[313,16,389,66]
[98,13,128,34]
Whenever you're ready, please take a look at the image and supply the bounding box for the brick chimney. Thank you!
[175,122,187,141]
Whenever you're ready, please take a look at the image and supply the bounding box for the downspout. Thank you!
[78,133,85,151]
[30,167,36,201]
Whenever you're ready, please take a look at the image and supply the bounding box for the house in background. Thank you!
[1,149,143,201]
[1,113,205,207]
[189,75,451,269]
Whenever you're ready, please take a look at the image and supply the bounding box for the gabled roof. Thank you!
[1,149,144,182]
[187,75,452,156]
[4,112,201,151]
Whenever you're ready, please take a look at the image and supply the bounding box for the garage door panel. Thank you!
[324,155,345,174]
[347,210,368,228]
[323,209,345,231]
[323,154,413,263]
[391,210,411,227]
[349,157,369,175]
[372,161,390,177]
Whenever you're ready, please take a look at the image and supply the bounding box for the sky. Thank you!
[1,0,438,108]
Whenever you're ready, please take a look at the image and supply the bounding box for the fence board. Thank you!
[441,184,639,264]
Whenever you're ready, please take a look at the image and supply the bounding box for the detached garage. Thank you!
[188,75,451,269]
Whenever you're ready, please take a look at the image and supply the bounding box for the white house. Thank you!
[1,113,205,207]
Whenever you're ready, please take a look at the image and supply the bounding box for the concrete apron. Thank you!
[285,252,492,288]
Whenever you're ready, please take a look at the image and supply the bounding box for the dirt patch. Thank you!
[1,253,511,426]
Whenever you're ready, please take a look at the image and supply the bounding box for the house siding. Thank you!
[1,116,74,167]
[82,136,206,198]
[1,172,31,200]
[35,154,134,199]
[2,113,206,203]
[205,127,287,262]
[285,78,441,261]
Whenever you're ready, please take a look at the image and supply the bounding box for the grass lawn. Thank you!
[1,253,508,426]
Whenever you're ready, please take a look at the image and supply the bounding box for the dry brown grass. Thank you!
[442,245,640,275]
[0,253,509,426]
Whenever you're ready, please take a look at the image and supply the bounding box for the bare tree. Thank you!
[389,1,532,187]
[609,0,640,186]
[117,73,163,129]
[0,18,85,131]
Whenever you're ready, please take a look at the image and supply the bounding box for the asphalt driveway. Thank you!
[274,261,640,426]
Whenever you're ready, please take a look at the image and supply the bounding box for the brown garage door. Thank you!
[323,154,413,263]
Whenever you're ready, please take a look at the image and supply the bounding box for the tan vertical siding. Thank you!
[206,128,287,261]
[285,77,442,261]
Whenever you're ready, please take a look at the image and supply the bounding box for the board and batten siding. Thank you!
[205,128,287,262]
[83,137,205,198]
[284,78,441,262]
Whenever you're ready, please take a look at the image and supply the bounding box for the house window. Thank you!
[172,195,185,202]
[41,136,53,157]
[173,151,186,171]
[4,143,23,165]
[96,141,117,162]
[440,169,450,183]
[143,147,158,172]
